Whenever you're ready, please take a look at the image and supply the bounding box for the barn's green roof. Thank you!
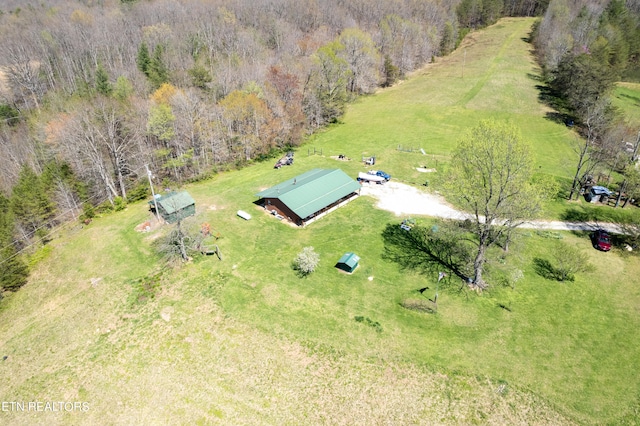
[256,169,360,219]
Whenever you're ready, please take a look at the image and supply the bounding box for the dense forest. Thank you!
[0,0,639,292]
[535,0,640,200]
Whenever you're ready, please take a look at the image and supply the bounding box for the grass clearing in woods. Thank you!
[1,18,639,425]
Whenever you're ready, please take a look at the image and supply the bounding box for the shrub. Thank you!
[533,242,593,282]
[0,104,19,126]
[80,202,95,221]
[0,253,29,292]
[293,246,320,276]
[553,244,592,281]
[126,182,150,202]
[113,196,126,212]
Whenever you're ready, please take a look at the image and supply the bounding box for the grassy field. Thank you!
[614,82,640,128]
[1,17,640,425]
[308,19,575,182]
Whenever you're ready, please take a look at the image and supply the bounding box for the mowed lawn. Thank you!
[1,18,640,425]
[613,82,640,128]
[309,18,575,185]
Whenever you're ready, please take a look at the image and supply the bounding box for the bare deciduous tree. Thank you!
[338,28,380,94]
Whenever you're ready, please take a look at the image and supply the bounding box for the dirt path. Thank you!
[359,181,625,234]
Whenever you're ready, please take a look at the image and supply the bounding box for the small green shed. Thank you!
[336,252,360,273]
[149,191,196,224]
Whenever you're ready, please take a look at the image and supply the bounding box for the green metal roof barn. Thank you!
[148,191,196,224]
[336,252,360,273]
[255,168,360,226]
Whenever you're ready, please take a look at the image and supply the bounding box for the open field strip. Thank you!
[1,17,640,425]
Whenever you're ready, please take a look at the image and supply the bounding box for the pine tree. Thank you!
[95,63,113,96]
[137,42,151,77]
[149,44,169,88]
[41,160,87,220]
[382,56,400,87]
[10,166,56,240]
[0,194,28,292]
[440,22,457,55]
[42,160,87,199]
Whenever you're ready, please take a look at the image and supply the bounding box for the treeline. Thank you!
[533,0,640,200]
[0,0,547,293]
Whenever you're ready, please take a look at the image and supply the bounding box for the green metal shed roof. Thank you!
[256,169,360,220]
[336,252,360,272]
[337,252,360,268]
[152,191,196,214]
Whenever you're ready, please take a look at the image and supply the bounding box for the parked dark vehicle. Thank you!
[274,151,294,169]
[591,229,612,252]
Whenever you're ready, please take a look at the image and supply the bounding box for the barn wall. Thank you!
[263,198,302,224]
[261,192,359,226]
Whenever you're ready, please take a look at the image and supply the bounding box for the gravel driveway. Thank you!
[359,181,626,234]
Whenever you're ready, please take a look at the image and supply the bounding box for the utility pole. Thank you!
[435,272,446,311]
[632,130,640,162]
[146,164,160,221]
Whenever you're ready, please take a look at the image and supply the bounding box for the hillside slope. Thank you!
[2,18,639,425]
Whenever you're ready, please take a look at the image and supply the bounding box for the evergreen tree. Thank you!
[0,194,28,292]
[41,161,86,196]
[440,21,457,55]
[95,63,113,96]
[10,166,56,240]
[0,104,20,126]
[41,160,87,218]
[551,53,616,119]
[149,44,170,88]
[137,42,151,77]
[382,56,400,87]
[457,0,483,28]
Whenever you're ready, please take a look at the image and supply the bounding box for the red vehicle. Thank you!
[592,229,612,251]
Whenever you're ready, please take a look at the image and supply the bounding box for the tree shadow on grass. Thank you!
[381,222,472,286]
[560,206,593,223]
[617,92,640,107]
[545,111,575,126]
[533,258,575,282]
[532,81,575,125]
[399,298,437,314]
[533,258,558,280]
[561,204,638,226]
